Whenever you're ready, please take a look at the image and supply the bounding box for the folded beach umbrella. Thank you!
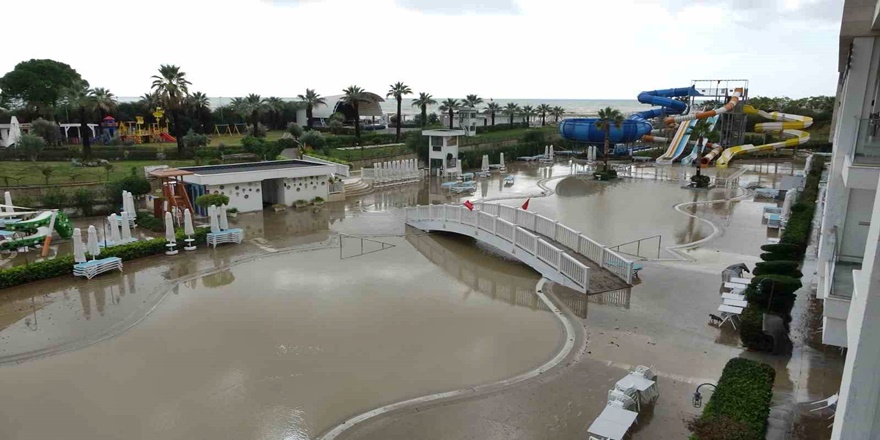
[165,211,176,243]
[86,225,100,260]
[209,205,220,233]
[108,214,122,244]
[120,212,133,242]
[73,228,87,263]
[219,205,229,231]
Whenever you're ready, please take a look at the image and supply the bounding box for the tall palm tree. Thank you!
[411,92,436,128]
[151,64,191,153]
[503,103,520,126]
[237,94,268,137]
[297,89,326,129]
[464,94,483,109]
[187,91,210,132]
[387,82,412,142]
[90,88,117,117]
[341,85,369,143]
[265,96,286,129]
[521,105,535,126]
[595,107,624,170]
[537,104,552,126]
[61,83,95,159]
[686,118,715,178]
[438,98,461,130]
[485,102,501,126]
[551,106,565,123]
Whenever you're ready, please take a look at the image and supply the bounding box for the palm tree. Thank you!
[237,94,268,136]
[297,89,326,129]
[503,103,520,126]
[188,91,210,132]
[61,83,102,159]
[485,102,501,126]
[438,98,461,130]
[411,92,437,128]
[686,118,715,178]
[551,106,565,123]
[341,85,369,143]
[521,105,535,126]
[151,64,191,153]
[537,104,552,126]
[387,82,412,142]
[464,94,483,109]
[90,88,117,117]
[595,107,624,170]
[265,96,286,129]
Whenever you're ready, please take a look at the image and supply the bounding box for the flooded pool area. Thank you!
[0,158,845,440]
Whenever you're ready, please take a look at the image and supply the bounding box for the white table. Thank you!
[616,374,659,408]
[722,293,746,301]
[718,304,744,330]
[723,299,749,308]
[730,277,752,284]
[588,406,638,440]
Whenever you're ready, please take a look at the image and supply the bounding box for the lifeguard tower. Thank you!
[423,129,464,177]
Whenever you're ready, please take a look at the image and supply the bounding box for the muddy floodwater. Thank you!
[0,238,563,439]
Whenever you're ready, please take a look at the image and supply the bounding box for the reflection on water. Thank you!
[407,231,632,319]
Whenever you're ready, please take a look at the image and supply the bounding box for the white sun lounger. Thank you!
[722,292,746,301]
[207,228,244,248]
[723,298,749,308]
[730,277,751,284]
[717,304,744,329]
[587,405,639,440]
[73,257,123,280]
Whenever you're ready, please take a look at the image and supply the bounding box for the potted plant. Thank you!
[272,204,286,212]
[312,196,325,206]
[227,207,239,218]
[294,199,309,208]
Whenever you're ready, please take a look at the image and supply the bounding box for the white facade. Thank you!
[424,129,465,177]
[821,1,880,438]
[440,108,487,136]
[181,160,337,213]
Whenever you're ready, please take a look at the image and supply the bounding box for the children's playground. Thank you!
[559,79,813,168]
[89,108,177,145]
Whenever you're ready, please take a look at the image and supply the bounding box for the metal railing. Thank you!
[608,234,662,259]
[407,203,636,285]
[853,117,880,165]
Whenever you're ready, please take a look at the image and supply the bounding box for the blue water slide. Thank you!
[559,85,701,145]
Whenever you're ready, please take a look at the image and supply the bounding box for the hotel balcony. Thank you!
[821,230,860,348]
[843,118,880,190]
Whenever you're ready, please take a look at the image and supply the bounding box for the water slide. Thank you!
[663,87,744,126]
[712,106,813,168]
[654,119,696,164]
[160,133,176,142]
[558,86,699,146]
[680,116,720,166]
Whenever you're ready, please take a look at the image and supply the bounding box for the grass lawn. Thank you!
[0,160,195,187]
[323,144,410,162]
[76,131,287,150]
[463,125,557,145]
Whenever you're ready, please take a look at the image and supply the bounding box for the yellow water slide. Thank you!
[713,105,813,168]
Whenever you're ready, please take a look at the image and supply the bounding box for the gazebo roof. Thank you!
[149,168,194,178]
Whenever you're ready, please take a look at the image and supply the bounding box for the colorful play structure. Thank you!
[559,79,813,168]
[114,109,177,144]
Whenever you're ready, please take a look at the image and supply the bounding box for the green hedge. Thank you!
[692,358,776,440]
[779,156,824,251]
[760,243,802,259]
[745,274,802,318]
[753,260,802,278]
[0,226,209,291]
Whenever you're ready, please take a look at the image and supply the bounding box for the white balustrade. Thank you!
[478,211,495,232]
[536,239,562,269]
[535,215,557,239]
[515,227,537,254]
[499,205,517,223]
[462,208,476,226]
[555,224,580,250]
[560,253,589,288]
[495,218,515,242]
[603,248,634,284]
[516,209,537,231]
[578,234,604,262]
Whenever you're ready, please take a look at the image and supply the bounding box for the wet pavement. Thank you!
[0,159,844,440]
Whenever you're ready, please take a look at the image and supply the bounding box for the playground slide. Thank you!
[160,133,176,142]
[0,226,52,251]
[559,86,699,145]
[656,120,695,165]
[714,106,813,168]
[680,116,720,166]
[664,87,744,126]
[5,211,73,239]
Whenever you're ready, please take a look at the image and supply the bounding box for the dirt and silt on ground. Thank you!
[0,160,843,439]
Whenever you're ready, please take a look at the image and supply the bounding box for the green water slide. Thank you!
[1,211,74,251]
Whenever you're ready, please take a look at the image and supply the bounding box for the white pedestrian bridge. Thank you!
[405,203,636,294]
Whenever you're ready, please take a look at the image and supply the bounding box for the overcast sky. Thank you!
[3,0,843,99]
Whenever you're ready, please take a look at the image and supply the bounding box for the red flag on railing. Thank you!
[464,200,474,211]
[521,198,530,210]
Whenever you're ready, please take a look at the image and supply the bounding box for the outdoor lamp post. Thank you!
[693,383,717,408]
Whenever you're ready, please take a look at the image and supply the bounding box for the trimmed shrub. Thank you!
[195,193,230,208]
[692,357,776,440]
[72,188,96,217]
[18,133,46,162]
[299,130,327,150]
[31,118,62,145]
[760,243,802,258]
[594,169,618,181]
[745,274,802,317]
[41,188,67,208]
[688,414,754,440]
[738,307,773,351]
[286,122,303,139]
[136,211,163,232]
[753,261,802,278]
[760,252,797,262]
[691,174,711,188]
[182,129,209,148]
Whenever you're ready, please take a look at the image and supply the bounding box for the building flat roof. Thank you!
[179,160,325,176]
[422,129,466,136]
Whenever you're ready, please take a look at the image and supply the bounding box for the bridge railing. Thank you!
[408,203,637,285]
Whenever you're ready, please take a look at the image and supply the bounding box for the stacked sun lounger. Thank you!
[207,228,244,248]
[73,257,123,279]
[587,366,659,440]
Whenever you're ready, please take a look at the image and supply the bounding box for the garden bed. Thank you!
[689,358,776,440]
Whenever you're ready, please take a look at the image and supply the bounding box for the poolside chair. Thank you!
[608,389,639,412]
[633,365,656,381]
[810,393,839,412]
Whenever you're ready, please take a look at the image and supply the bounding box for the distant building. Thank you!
[439,107,487,135]
[817,0,880,438]
[423,129,464,176]
[295,93,385,127]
